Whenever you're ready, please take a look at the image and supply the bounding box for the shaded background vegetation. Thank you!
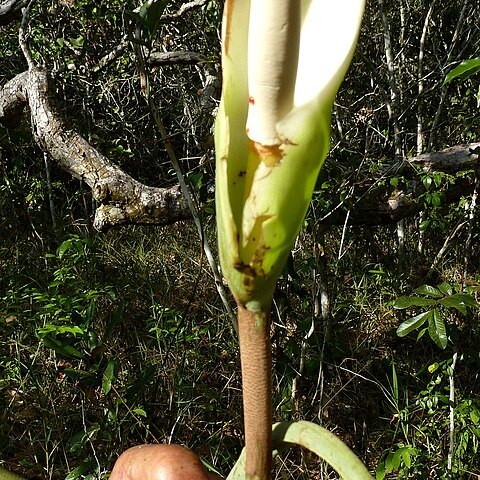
[1,0,479,478]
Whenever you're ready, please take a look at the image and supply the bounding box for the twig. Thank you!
[91,35,129,73]
[428,0,469,150]
[18,0,35,69]
[43,152,57,232]
[146,88,237,333]
[447,351,458,474]
[462,156,479,285]
[428,220,466,275]
[337,209,350,260]
[162,0,208,20]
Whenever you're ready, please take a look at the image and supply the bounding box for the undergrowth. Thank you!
[1,209,479,479]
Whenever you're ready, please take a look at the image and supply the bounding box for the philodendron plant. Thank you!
[215,0,372,479]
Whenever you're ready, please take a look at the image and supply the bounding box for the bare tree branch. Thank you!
[322,144,479,226]
[0,0,28,26]
[162,0,209,20]
[0,69,189,231]
[148,51,207,67]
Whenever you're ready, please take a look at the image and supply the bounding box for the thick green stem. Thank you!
[237,303,272,480]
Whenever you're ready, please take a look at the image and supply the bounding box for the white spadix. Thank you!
[246,0,300,147]
[216,0,366,310]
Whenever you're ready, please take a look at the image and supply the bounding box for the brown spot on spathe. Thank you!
[249,140,284,167]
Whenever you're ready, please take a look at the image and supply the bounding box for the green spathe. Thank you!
[215,0,365,309]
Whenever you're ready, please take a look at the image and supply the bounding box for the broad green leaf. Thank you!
[428,309,447,349]
[439,296,467,315]
[384,452,395,473]
[419,219,430,231]
[439,293,479,315]
[437,282,453,296]
[56,238,73,258]
[422,176,432,189]
[394,296,436,309]
[444,57,480,84]
[414,285,443,298]
[431,192,442,207]
[449,293,479,308]
[391,449,402,470]
[396,311,431,337]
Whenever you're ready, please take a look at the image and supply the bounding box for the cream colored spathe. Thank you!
[216,0,366,310]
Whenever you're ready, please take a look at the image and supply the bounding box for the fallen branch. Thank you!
[0,69,189,230]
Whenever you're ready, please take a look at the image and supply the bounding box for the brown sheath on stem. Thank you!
[237,303,272,480]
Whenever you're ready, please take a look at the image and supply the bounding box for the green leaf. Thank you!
[41,336,87,360]
[428,309,447,349]
[65,459,96,480]
[449,293,479,308]
[437,282,453,296]
[431,192,442,207]
[439,293,479,315]
[419,219,430,231]
[133,408,147,417]
[137,0,170,39]
[394,296,436,309]
[444,57,480,84]
[422,176,432,189]
[384,452,395,473]
[414,285,443,298]
[69,35,84,48]
[470,409,480,425]
[102,359,118,394]
[375,462,386,480]
[396,311,431,337]
[56,238,73,258]
[439,296,467,315]
[428,362,439,373]
[391,449,402,470]
[417,327,427,340]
